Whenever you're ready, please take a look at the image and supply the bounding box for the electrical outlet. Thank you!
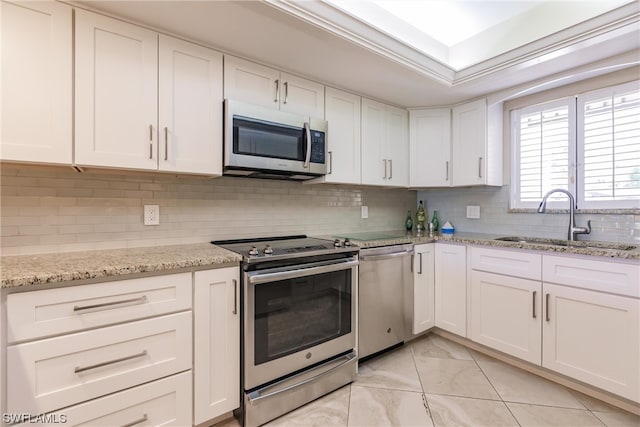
[144,205,160,225]
[466,205,480,219]
[361,205,369,219]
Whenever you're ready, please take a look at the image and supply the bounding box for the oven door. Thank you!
[244,256,357,390]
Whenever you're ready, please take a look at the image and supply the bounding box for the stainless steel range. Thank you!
[213,235,358,427]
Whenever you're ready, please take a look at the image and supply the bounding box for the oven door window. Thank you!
[233,116,305,161]
[253,269,352,365]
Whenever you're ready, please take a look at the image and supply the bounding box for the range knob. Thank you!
[248,246,259,256]
[263,244,274,255]
[344,238,352,247]
[334,239,343,248]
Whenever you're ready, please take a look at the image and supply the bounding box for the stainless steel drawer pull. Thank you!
[532,291,536,319]
[149,125,153,159]
[73,295,147,312]
[478,157,483,178]
[74,350,147,374]
[328,151,333,175]
[283,81,289,104]
[121,414,148,427]
[545,293,550,322]
[445,161,449,181]
[418,253,423,275]
[233,279,238,315]
[274,79,279,103]
[383,159,387,179]
[389,159,393,179]
[121,414,149,427]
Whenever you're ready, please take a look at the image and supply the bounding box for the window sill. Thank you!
[509,208,640,215]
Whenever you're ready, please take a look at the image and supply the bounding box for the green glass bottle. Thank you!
[416,201,426,231]
[432,210,440,232]
[405,210,413,231]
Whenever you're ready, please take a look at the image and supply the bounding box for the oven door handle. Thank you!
[246,351,356,405]
[247,259,358,285]
[359,250,414,262]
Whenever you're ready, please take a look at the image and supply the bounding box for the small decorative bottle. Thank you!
[405,210,413,231]
[431,210,440,232]
[416,201,426,232]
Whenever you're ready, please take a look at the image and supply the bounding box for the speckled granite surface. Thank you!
[0,243,241,289]
[339,231,640,260]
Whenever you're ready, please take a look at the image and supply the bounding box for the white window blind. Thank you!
[578,81,640,208]
[512,99,574,208]
[511,80,639,210]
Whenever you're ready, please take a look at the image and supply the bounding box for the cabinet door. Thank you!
[75,10,158,170]
[194,267,240,424]
[323,87,361,184]
[385,105,409,187]
[361,98,386,185]
[470,271,542,364]
[280,72,325,118]
[1,1,72,164]
[543,283,640,402]
[451,99,486,186]
[413,244,435,334]
[223,55,279,109]
[434,243,467,336]
[159,35,223,175]
[409,109,451,187]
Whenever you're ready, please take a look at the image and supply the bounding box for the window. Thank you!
[511,81,640,210]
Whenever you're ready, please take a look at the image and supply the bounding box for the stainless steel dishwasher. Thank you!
[358,243,414,359]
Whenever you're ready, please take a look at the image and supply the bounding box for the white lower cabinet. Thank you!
[543,282,640,402]
[470,270,542,364]
[37,372,192,427]
[413,243,435,334]
[434,243,467,336]
[194,267,240,424]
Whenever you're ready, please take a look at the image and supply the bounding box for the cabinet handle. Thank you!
[545,293,550,322]
[445,161,449,181]
[328,151,333,174]
[418,253,423,275]
[149,124,153,159]
[410,254,414,273]
[164,127,168,161]
[532,291,536,319]
[389,159,393,179]
[233,279,238,315]
[73,295,147,312]
[121,414,148,427]
[283,81,289,104]
[383,159,387,179]
[478,157,483,178]
[274,79,279,103]
[74,350,147,374]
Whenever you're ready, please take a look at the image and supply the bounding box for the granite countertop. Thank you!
[0,243,242,289]
[339,231,640,261]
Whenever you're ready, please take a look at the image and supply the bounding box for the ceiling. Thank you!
[74,0,640,108]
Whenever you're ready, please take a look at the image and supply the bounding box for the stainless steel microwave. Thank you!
[223,99,328,180]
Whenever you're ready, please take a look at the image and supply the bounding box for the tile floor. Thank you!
[217,334,640,427]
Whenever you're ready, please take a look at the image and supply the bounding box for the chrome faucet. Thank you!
[537,189,591,241]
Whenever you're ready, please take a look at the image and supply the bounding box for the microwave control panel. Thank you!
[310,131,326,164]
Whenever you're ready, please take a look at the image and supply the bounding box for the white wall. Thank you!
[0,164,416,255]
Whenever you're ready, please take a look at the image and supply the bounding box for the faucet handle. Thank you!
[585,219,592,235]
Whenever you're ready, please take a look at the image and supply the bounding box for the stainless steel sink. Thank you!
[493,236,637,251]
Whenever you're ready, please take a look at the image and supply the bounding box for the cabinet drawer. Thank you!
[7,273,192,343]
[28,372,192,427]
[471,246,541,280]
[7,312,192,415]
[543,255,640,298]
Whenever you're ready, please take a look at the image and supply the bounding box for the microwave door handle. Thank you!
[303,122,311,168]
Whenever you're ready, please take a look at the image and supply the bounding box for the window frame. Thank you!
[510,80,640,211]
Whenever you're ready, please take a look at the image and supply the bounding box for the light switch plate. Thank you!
[361,205,369,219]
[144,205,160,225]
[466,205,480,219]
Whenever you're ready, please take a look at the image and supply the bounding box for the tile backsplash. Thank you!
[0,164,416,255]
[417,186,640,244]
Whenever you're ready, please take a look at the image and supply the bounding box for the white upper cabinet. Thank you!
[1,1,72,164]
[451,99,503,186]
[314,87,361,184]
[75,10,223,175]
[361,98,408,187]
[158,35,223,175]
[409,109,451,187]
[224,56,324,118]
[75,10,158,170]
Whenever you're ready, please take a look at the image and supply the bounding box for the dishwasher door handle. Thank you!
[360,250,414,262]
